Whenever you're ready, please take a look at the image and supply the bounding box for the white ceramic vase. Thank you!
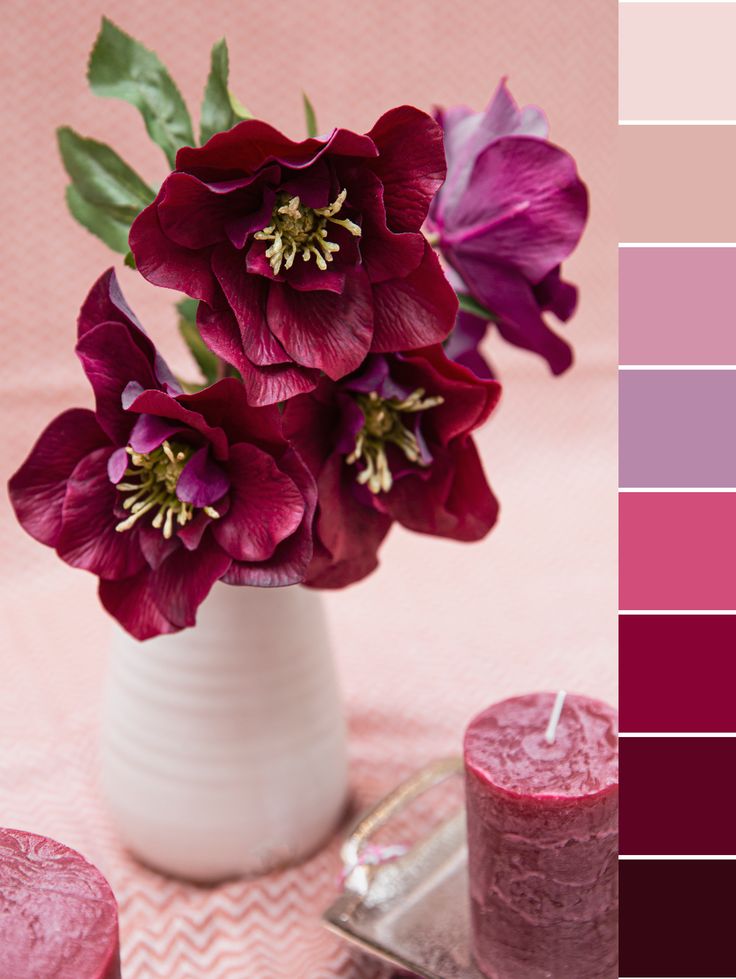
[100,582,348,883]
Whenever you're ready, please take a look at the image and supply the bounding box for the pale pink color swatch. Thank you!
[620,248,736,365]
[620,126,736,242]
[0,0,616,976]
[620,493,736,610]
[620,2,736,121]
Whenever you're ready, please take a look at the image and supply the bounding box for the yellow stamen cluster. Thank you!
[254,189,361,275]
[115,441,220,539]
[346,389,444,494]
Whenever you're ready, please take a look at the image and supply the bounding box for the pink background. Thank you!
[0,1,616,976]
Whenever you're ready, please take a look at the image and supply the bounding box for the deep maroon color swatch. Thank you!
[620,738,736,855]
[619,615,736,732]
[620,860,736,977]
[620,370,736,487]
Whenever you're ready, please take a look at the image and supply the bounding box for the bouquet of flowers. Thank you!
[8,19,588,640]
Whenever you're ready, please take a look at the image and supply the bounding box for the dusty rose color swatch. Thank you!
[620,2,736,121]
[619,126,736,242]
[620,493,736,610]
[620,247,736,364]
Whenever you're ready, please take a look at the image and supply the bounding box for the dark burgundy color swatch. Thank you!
[620,860,736,977]
[620,738,736,855]
[620,615,736,732]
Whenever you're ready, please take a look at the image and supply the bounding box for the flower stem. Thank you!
[457,292,499,323]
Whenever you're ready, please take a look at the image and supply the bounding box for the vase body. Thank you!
[100,583,348,883]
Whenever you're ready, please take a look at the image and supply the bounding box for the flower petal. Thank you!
[144,537,232,630]
[445,136,589,283]
[129,201,217,304]
[370,242,457,352]
[57,448,147,580]
[99,571,178,640]
[367,106,447,232]
[124,388,230,459]
[266,271,374,378]
[176,446,229,507]
[8,409,108,548]
[212,443,305,562]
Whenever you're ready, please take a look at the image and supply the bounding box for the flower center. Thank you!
[345,389,444,494]
[254,189,361,275]
[114,441,220,539]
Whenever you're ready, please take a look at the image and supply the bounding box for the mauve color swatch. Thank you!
[620,126,736,242]
[619,615,736,733]
[619,493,736,610]
[620,738,736,855]
[619,370,736,487]
[619,3,736,121]
[620,860,736,977]
[620,248,736,365]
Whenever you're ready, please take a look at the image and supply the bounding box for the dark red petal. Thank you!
[76,321,161,444]
[267,271,374,378]
[124,389,230,460]
[177,447,229,507]
[348,169,425,284]
[211,246,291,366]
[380,440,499,541]
[129,201,217,304]
[174,377,285,448]
[57,448,147,580]
[145,537,231,630]
[99,571,178,640]
[367,106,447,232]
[157,172,233,248]
[222,447,317,587]
[212,443,305,562]
[8,409,108,548]
[176,120,377,176]
[137,522,179,570]
[303,453,392,589]
[370,242,457,352]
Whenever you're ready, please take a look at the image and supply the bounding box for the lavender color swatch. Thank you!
[619,370,736,487]
[620,248,736,366]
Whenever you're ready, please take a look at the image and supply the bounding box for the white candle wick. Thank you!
[544,690,567,744]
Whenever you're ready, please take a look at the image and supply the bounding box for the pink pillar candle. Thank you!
[0,828,121,979]
[464,693,618,979]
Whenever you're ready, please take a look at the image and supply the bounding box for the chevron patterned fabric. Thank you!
[1,0,614,975]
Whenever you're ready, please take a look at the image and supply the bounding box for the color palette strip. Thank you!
[619,6,736,975]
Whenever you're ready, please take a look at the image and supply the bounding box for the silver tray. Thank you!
[323,758,486,979]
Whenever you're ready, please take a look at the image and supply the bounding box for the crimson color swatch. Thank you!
[619,493,736,610]
[619,615,736,732]
[620,738,736,855]
[619,860,736,977]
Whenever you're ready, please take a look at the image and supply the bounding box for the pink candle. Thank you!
[0,828,121,979]
[464,692,618,979]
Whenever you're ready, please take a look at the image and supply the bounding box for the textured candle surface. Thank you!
[464,692,618,979]
[0,828,121,979]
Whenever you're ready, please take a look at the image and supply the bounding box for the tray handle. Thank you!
[340,756,463,890]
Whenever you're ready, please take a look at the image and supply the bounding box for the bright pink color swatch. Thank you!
[620,248,736,365]
[620,3,736,121]
[620,493,736,610]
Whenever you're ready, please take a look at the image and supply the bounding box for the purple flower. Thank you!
[428,79,589,376]
[8,270,316,640]
[129,110,458,406]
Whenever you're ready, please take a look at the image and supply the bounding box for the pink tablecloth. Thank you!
[0,0,615,975]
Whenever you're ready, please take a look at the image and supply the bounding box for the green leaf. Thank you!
[177,300,220,384]
[200,39,251,144]
[457,292,499,322]
[302,92,318,138]
[57,127,155,253]
[88,17,195,167]
[124,250,136,269]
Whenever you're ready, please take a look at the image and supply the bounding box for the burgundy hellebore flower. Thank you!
[283,346,501,589]
[129,110,458,406]
[8,270,316,640]
[427,79,588,376]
